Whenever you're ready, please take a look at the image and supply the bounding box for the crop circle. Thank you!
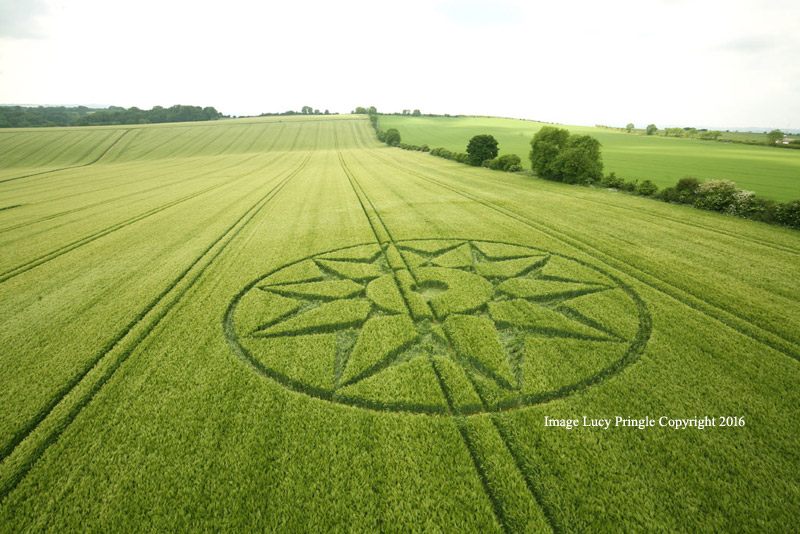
[225,239,650,415]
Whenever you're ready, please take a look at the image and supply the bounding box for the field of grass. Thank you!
[1,115,799,532]
[378,115,800,201]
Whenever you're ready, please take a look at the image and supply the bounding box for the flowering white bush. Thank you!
[727,189,756,216]
[693,180,737,212]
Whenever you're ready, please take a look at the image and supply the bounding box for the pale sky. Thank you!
[1,0,798,129]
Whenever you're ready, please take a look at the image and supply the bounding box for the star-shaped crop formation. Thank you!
[229,239,642,414]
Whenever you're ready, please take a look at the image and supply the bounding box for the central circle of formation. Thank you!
[226,239,649,416]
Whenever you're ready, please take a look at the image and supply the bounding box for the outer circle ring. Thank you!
[223,239,651,416]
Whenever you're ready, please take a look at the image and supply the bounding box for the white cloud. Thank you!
[0,0,49,38]
[0,0,798,129]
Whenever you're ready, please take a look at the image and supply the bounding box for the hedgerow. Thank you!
[597,173,800,230]
[368,111,521,170]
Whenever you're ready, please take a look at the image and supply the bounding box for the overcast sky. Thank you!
[0,0,798,129]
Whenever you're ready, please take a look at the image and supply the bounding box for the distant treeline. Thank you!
[0,105,222,128]
[354,106,458,118]
[259,106,336,117]
[601,123,800,150]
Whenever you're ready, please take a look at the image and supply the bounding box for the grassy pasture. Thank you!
[0,115,799,532]
[378,115,800,201]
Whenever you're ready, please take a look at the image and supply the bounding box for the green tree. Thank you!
[646,124,658,135]
[354,107,368,114]
[699,130,721,140]
[412,109,421,117]
[466,134,499,166]
[626,123,634,132]
[552,135,603,184]
[385,128,401,146]
[495,153,521,171]
[694,180,738,212]
[531,127,603,183]
[766,129,784,144]
[529,126,570,178]
[636,179,659,196]
[301,106,313,114]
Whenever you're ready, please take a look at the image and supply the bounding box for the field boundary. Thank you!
[472,168,800,256]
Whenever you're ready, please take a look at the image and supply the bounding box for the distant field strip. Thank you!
[0,126,290,235]
[378,115,800,201]
[0,129,131,184]
[0,125,306,272]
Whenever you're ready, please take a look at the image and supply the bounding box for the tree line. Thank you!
[260,106,333,117]
[617,123,799,149]
[0,105,222,128]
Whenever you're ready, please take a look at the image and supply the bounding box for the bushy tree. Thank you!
[412,109,421,116]
[699,130,721,140]
[636,179,658,196]
[466,134,499,166]
[601,172,625,189]
[496,153,521,171]
[775,200,800,229]
[646,124,658,136]
[626,123,634,132]
[385,129,401,146]
[693,180,738,211]
[530,126,570,179]
[675,177,701,203]
[530,127,602,183]
[766,129,784,144]
[552,135,603,184]
[726,190,758,216]
[658,186,680,202]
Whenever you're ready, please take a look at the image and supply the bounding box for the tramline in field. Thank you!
[0,115,798,532]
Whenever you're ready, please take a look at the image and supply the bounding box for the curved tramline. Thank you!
[0,124,309,279]
[0,129,130,184]
[0,125,291,235]
[0,115,798,532]
[0,123,322,502]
